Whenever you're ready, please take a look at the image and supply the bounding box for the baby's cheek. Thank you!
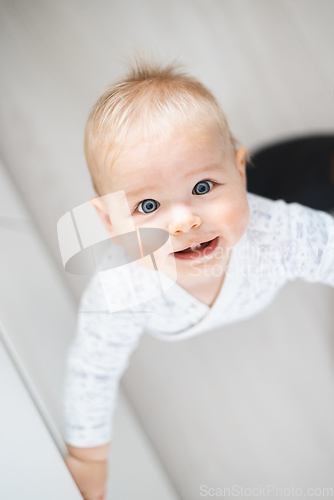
[218,197,242,223]
[234,198,250,235]
[222,196,249,237]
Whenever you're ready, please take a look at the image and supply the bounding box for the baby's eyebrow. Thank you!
[126,164,223,199]
[126,185,156,199]
[184,163,223,178]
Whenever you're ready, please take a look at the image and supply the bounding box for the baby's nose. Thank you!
[168,206,202,234]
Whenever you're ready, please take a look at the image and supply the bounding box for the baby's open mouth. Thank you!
[175,238,214,254]
[171,236,219,260]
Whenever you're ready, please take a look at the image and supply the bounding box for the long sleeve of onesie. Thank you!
[62,269,146,447]
[281,201,334,286]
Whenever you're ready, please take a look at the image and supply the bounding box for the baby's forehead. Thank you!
[117,127,225,163]
[97,124,233,196]
[115,145,224,180]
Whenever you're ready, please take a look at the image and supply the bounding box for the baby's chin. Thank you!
[131,247,231,285]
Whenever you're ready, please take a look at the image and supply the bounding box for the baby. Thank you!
[63,60,334,500]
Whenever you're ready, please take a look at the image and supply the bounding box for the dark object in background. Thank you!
[246,135,334,213]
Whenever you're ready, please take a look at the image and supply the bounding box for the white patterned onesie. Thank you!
[62,192,334,447]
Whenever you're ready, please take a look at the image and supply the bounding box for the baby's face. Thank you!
[96,127,250,279]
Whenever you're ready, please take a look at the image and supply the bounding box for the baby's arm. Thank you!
[281,202,334,286]
[62,271,146,498]
[65,442,110,500]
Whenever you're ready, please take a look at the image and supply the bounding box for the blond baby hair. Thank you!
[84,57,243,196]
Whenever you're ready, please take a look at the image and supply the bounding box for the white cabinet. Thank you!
[0,337,83,499]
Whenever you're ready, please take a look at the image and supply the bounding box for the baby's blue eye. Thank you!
[193,180,214,195]
[137,199,159,214]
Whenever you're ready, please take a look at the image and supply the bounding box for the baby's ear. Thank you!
[234,147,248,186]
[90,196,121,245]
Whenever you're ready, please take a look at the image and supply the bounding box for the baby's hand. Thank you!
[65,453,108,500]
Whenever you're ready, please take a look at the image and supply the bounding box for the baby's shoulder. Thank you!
[246,191,334,246]
[246,192,288,243]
